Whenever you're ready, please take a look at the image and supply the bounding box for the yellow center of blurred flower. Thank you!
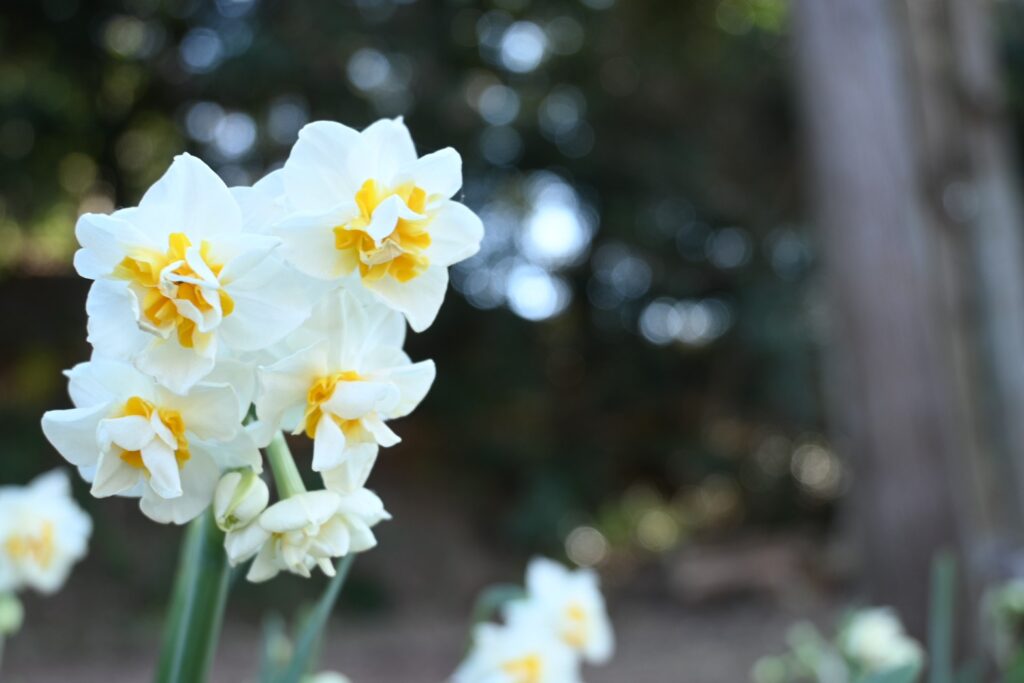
[501,654,543,683]
[4,521,55,568]
[113,232,234,348]
[562,602,589,648]
[302,371,371,439]
[117,396,191,470]
[333,179,433,283]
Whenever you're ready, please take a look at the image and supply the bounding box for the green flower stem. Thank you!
[276,553,356,683]
[155,509,230,683]
[266,431,306,498]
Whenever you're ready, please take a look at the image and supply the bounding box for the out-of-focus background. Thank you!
[3,0,1024,680]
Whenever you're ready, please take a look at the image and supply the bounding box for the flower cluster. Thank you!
[42,118,483,582]
[453,558,614,683]
[0,469,92,637]
[752,607,923,683]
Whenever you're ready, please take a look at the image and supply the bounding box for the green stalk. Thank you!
[155,510,231,683]
[266,431,306,498]
[276,553,355,683]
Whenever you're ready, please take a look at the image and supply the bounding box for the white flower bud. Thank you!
[214,470,269,532]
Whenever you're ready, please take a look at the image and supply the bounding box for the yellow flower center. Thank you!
[113,232,235,348]
[501,654,543,683]
[561,602,589,649]
[333,179,433,283]
[302,371,371,439]
[117,396,191,469]
[4,521,55,569]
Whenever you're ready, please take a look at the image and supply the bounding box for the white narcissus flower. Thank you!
[272,118,484,332]
[504,557,614,665]
[0,469,92,595]
[75,153,312,394]
[841,607,923,673]
[254,289,435,487]
[41,359,260,525]
[225,488,390,583]
[452,622,582,683]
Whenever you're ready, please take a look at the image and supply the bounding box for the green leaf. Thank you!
[469,584,527,628]
[1004,649,1024,683]
[273,553,355,683]
[928,552,956,683]
[155,510,231,683]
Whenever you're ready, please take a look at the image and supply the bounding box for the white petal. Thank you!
[355,301,406,358]
[193,432,262,472]
[323,380,397,420]
[91,450,140,498]
[364,265,448,332]
[99,415,154,452]
[255,342,327,434]
[219,277,312,352]
[141,440,183,499]
[139,449,219,524]
[313,415,347,472]
[232,169,286,234]
[41,404,109,467]
[425,201,483,267]
[348,118,417,186]
[66,357,152,408]
[283,121,361,213]
[85,280,150,361]
[161,383,241,442]
[408,147,462,200]
[361,415,400,448]
[345,518,378,553]
[74,211,150,279]
[134,153,243,240]
[259,490,342,533]
[275,204,359,280]
[204,358,257,415]
[321,444,378,493]
[212,234,282,285]
[225,522,270,565]
[246,542,281,582]
[377,359,435,418]
[363,194,422,243]
[135,336,216,395]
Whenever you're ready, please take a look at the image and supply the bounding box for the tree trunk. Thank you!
[791,0,976,637]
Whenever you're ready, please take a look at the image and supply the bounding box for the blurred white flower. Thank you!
[0,470,91,595]
[225,488,389,582]
[213,469,269,532]
[304,673,352,683]
[41,359,260,525]
[505,557,614,665]
[254,289,434,486]
[271,118,484,331]
[74,153,312,393]
[841,607,922,673]
[453,621,582,683]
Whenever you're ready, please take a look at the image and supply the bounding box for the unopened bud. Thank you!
[214,470,269,532]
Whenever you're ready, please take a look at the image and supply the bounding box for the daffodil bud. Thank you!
[214,470,269,532]
[0,593,24,636]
